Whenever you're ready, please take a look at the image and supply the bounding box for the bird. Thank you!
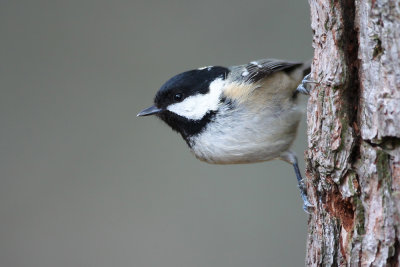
[138,58,313,210]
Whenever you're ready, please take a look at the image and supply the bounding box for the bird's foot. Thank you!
[299,181,314,213]
[296,73,317,95]
[301,192,314,213]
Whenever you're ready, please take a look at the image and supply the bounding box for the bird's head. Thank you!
[137,66,230,141]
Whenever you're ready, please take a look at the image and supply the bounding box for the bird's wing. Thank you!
[236,59,303,83]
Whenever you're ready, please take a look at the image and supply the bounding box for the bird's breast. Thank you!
[188,106,302,164]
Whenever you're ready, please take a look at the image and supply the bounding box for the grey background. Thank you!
[0,1,312,266]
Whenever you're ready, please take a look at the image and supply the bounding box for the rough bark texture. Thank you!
[305,0,400,266]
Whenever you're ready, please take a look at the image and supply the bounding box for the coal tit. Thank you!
[138,58,313,210]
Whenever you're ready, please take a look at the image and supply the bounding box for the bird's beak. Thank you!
[137,105,163,117]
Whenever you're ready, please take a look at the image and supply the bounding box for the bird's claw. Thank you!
[289,155,314,213]
[299,181,314,213]
[296,73,315,95]
[301,194,314,213]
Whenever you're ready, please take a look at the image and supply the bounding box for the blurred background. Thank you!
[0,1,312,266]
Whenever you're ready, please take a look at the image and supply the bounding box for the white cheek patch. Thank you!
[166,78,225,120]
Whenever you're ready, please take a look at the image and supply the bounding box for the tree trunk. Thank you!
[305,0,400,266]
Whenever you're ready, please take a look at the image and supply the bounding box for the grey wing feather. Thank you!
[234,58,303,83]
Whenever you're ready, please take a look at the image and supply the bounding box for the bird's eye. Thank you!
[174,93,183,102]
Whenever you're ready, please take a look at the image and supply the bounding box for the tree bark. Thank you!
[305,0,400,266]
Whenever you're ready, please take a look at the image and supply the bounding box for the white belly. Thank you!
[189,106,302,164]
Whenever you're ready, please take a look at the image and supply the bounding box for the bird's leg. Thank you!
[279,151,313,212]
[296,73,318,95]
[292,161,313,212]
